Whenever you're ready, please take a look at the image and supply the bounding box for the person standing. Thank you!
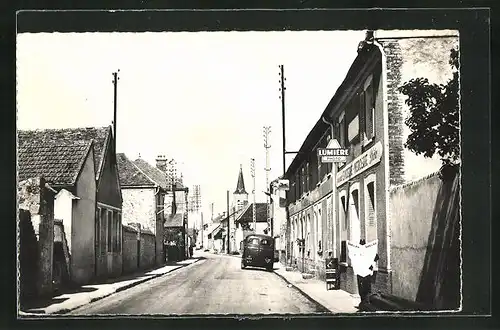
[356,239,379,310]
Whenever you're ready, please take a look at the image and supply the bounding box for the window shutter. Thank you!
[367,182,375,226]
[365,82,374,139]
[359,91,366,140]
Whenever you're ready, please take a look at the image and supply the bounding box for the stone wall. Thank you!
[18,177,55,298]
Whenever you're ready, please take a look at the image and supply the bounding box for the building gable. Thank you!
[96,132,122,208]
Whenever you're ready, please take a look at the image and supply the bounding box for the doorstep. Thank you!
[273,263,359,314]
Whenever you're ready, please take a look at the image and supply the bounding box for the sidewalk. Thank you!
[273,263,360,314]
[20,257,202,316]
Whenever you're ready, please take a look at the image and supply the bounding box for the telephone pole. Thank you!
[226,190,230,254]
[250,158,256,232]
[279,64,291,266]
[201,211,204,248]
[211,203,214,222]
[263,126,272,235]
[112,70,120,153]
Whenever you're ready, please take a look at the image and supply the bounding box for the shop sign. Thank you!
[336,141,383,187]
[317,148,349,163]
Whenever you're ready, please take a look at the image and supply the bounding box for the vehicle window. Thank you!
[248,238,259,245]
[260,239,271,246]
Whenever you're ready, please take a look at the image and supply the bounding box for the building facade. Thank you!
[117,153,168,267]
[285,30,459,295]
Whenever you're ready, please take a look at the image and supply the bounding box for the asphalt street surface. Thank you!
[70,251,329,315]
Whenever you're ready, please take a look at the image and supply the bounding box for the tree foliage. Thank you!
[398,48,460,167]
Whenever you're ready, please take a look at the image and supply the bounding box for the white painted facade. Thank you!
[54,189,79,251]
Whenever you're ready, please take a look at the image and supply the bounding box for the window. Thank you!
[367,182,375,226]
[326,134,332,173]
[248,237,259,245]
[339,113,346,148]
[305,162,310,192]
[107,210,113,252]
[113,211,119,252]
[95,208,100,253]
[348,115,360,142]
[364,76,375,140]
[118,212,122,252]
[100,208,107,253]
[365,175,377,242]
[301,168,305,196]
[317,209,322,251]
[349,188,361,243]
[340,195,347,230]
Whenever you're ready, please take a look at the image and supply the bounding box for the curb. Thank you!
[272,269,333,314]
[24,258,201,316]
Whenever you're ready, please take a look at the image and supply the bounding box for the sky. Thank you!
[17,30,365,219]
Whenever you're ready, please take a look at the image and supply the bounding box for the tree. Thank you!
[398,48,460,168]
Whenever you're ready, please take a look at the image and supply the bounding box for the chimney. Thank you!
[156,155,167,172]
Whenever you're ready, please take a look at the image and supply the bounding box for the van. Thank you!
[241,234,274,271]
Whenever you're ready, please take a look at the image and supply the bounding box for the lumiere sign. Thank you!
[336,141,383,187]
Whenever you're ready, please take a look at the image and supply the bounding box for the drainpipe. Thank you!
[321,116,338,258]
[371,34,391,273]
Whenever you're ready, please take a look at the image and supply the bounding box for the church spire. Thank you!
[234,164,248,195]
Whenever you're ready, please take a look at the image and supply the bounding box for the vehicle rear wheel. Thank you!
[241,260,246,269]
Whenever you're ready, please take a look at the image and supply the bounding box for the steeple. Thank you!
[234,164,248,195]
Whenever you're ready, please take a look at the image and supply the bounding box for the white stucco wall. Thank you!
[54,189,74,251]
[122,188,156,234]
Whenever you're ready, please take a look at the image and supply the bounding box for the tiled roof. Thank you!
[117,153,155,187]
[236,203,268,224]
[18,141,92,186]
[165,213,184,228]
[133,158,169,190]
[18,126,111,180]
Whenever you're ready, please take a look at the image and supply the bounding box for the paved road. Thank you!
[70,251,329,315]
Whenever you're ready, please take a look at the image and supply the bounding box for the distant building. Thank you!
[117,153,168,267]
[233,203,269,253]
[233,164,249,213]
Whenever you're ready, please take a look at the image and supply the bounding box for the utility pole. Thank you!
[250,158,256,233]
[226,190,230,254]
[263,126,272,236]
[112,70,120,153]
[279,64,291,266]
[211,203,214,222]
[201,211,204,249]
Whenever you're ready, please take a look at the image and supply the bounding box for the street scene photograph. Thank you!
[16,28,461,317]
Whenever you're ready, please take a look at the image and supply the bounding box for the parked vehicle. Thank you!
[241,234,274,271]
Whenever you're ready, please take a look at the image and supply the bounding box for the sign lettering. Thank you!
[317,148,349,163]
[336,141,383,187]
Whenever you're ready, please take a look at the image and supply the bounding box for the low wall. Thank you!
[122,225,156,274]
[122,226,139,274]
[140,233,156,270]
[389,172,441,301]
